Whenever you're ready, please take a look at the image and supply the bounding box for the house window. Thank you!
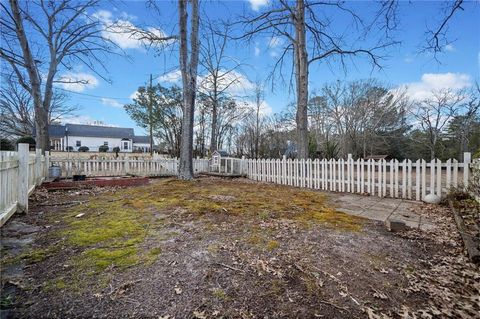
[104,141,108,146]
[76,140,81,147]
[123,141,129,150]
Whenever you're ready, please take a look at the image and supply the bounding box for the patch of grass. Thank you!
[81,247,139,271]
[268,279,285,296]
[1,247,51,266]
[266,240,280,251]
[0,294,14,309]
[301,274,321,296]
[44,278,67,291]
[258,210,270,220]
[207,243,220,254]
[247,233,263,245]
[144,247,162,265]
[295,209,363,231]
[44,178,363,293]
[212,288,229,300]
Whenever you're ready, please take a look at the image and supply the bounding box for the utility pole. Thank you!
[148,74,154,156]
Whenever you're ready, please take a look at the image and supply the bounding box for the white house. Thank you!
[40,123,151,152]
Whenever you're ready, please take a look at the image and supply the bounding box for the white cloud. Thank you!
[400,72,472,101]
[254,45,260,57]
[57,72,99,92]
[59,115,96,125]
[129,90,140,100]
[244,100,273,116]
[199,70,255,96]
[93,10,172,50]
[270,51,279,58]
[444,44,456,52]
[248,0,268,11]
[159,70,182,83]
[159,69,255,97]
[101,98,123,108]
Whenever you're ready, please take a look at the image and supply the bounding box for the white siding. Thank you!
[65,136,132,152]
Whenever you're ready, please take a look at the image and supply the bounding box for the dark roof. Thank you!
[49,124,66,138]
[33,124,66,138]
[133,135,150,144]
[35,123,138,139]
[365,155,389,160]
[65,124,134,139]
[213,150,229,157]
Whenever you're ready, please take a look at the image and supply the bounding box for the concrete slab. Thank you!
[322,191,435,231]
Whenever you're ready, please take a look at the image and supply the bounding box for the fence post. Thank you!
[125,157,130,175]
[45,151,50,178]
[35,148,42,185]
[17,143,29,213]
[241,156,246,175]
[463,152,471,189]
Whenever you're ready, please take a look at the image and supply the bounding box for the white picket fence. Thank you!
[0,144,49,226]
[244,153,473,201]
[0,146,475,227]
[50,157,209,177]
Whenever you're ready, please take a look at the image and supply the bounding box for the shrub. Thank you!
[473,148,480,159]
[0,138,15,151]
[17,136,36,150]
[78,146,89,152]
[113,146,120,158]
[66,146,74,152]
[98,145,109,152]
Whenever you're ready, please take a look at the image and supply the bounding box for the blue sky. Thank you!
[56,0,479,135]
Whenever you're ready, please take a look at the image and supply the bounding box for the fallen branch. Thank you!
[449,200,480,264]
[318,299,349,312]
[214,262,246,273]
[37,200,87,207]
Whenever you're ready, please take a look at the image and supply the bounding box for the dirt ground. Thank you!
[1,177,478,318]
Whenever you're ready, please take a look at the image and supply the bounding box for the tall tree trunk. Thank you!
[255,103,260,158]
[9,0,49,152]
[35,108,49,152]
[149,74,154,155]
[210,98,218,154]
[294,0,309,159]
[178,0,200,180]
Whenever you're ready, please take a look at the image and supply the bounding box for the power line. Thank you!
[1,71,137,101]
[55,87,133,101]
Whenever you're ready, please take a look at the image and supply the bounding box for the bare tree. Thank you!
[423,0,465,56]
[411,89,465,160]
[216,99,250,151]
[310,80,410,159]
[0,0,117,152]
[0,73,76,138]
[199,20,244,155]
[447,85,480,160]
[178,0,200,179]
[253,82,265,158]
[237,0,397,158]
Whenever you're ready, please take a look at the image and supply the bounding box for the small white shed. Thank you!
[210,150,229,172]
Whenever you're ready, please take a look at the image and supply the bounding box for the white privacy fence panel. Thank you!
[0,145,49,226]
[49,157,210,177]
[244,153,472,201]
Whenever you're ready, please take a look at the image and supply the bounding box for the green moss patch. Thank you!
[40,177,363,293]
